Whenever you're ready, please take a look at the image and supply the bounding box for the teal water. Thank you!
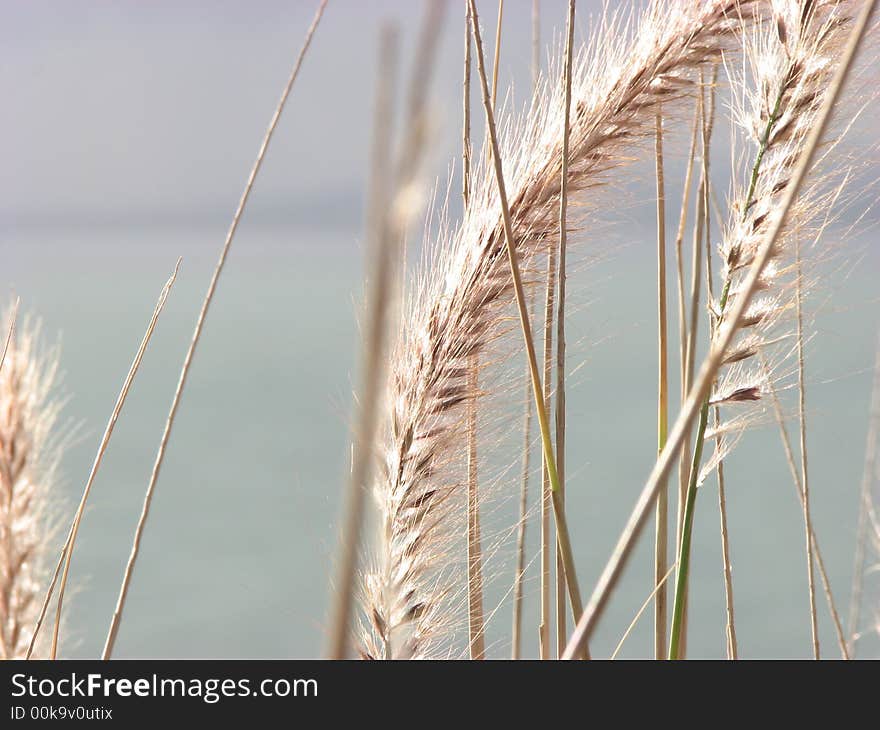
[3,217,877,659]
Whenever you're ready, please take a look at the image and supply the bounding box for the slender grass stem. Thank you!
[675,98,701,547]
[467,0,587,658]
[463,2,473,210]
[496,0,547,660]
[670,60,788,661]
[674,82,707,657]
[653,110,669,661]
[715,441,737,658]
[352,23,399,662]
[492,0,504,107]
[463,0,486,661]
[564,0,877,658]
[539,224,556,661]
[683,177,705,395]
[512,0,541,662]
[698,69,737,660]
[765,357,849,659]
[707,253,738,659]
[612,563,676,660]
[466,361,486,659]
[512,389,531,658]
[668,397,708,660]
[795,237,820,659]
[555,0,575,659]
[49,260,180,659]
[370,1,445,660]
[535,0,554,659]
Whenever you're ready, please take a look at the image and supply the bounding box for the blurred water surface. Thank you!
[2,219,877,659]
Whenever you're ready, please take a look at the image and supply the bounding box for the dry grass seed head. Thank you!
[360,0,765,658]
[707,0,861,463]
[0,311,64,659]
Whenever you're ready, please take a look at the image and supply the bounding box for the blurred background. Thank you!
[2,0,878,659]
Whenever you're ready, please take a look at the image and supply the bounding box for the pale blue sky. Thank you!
[3,1,603,230]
